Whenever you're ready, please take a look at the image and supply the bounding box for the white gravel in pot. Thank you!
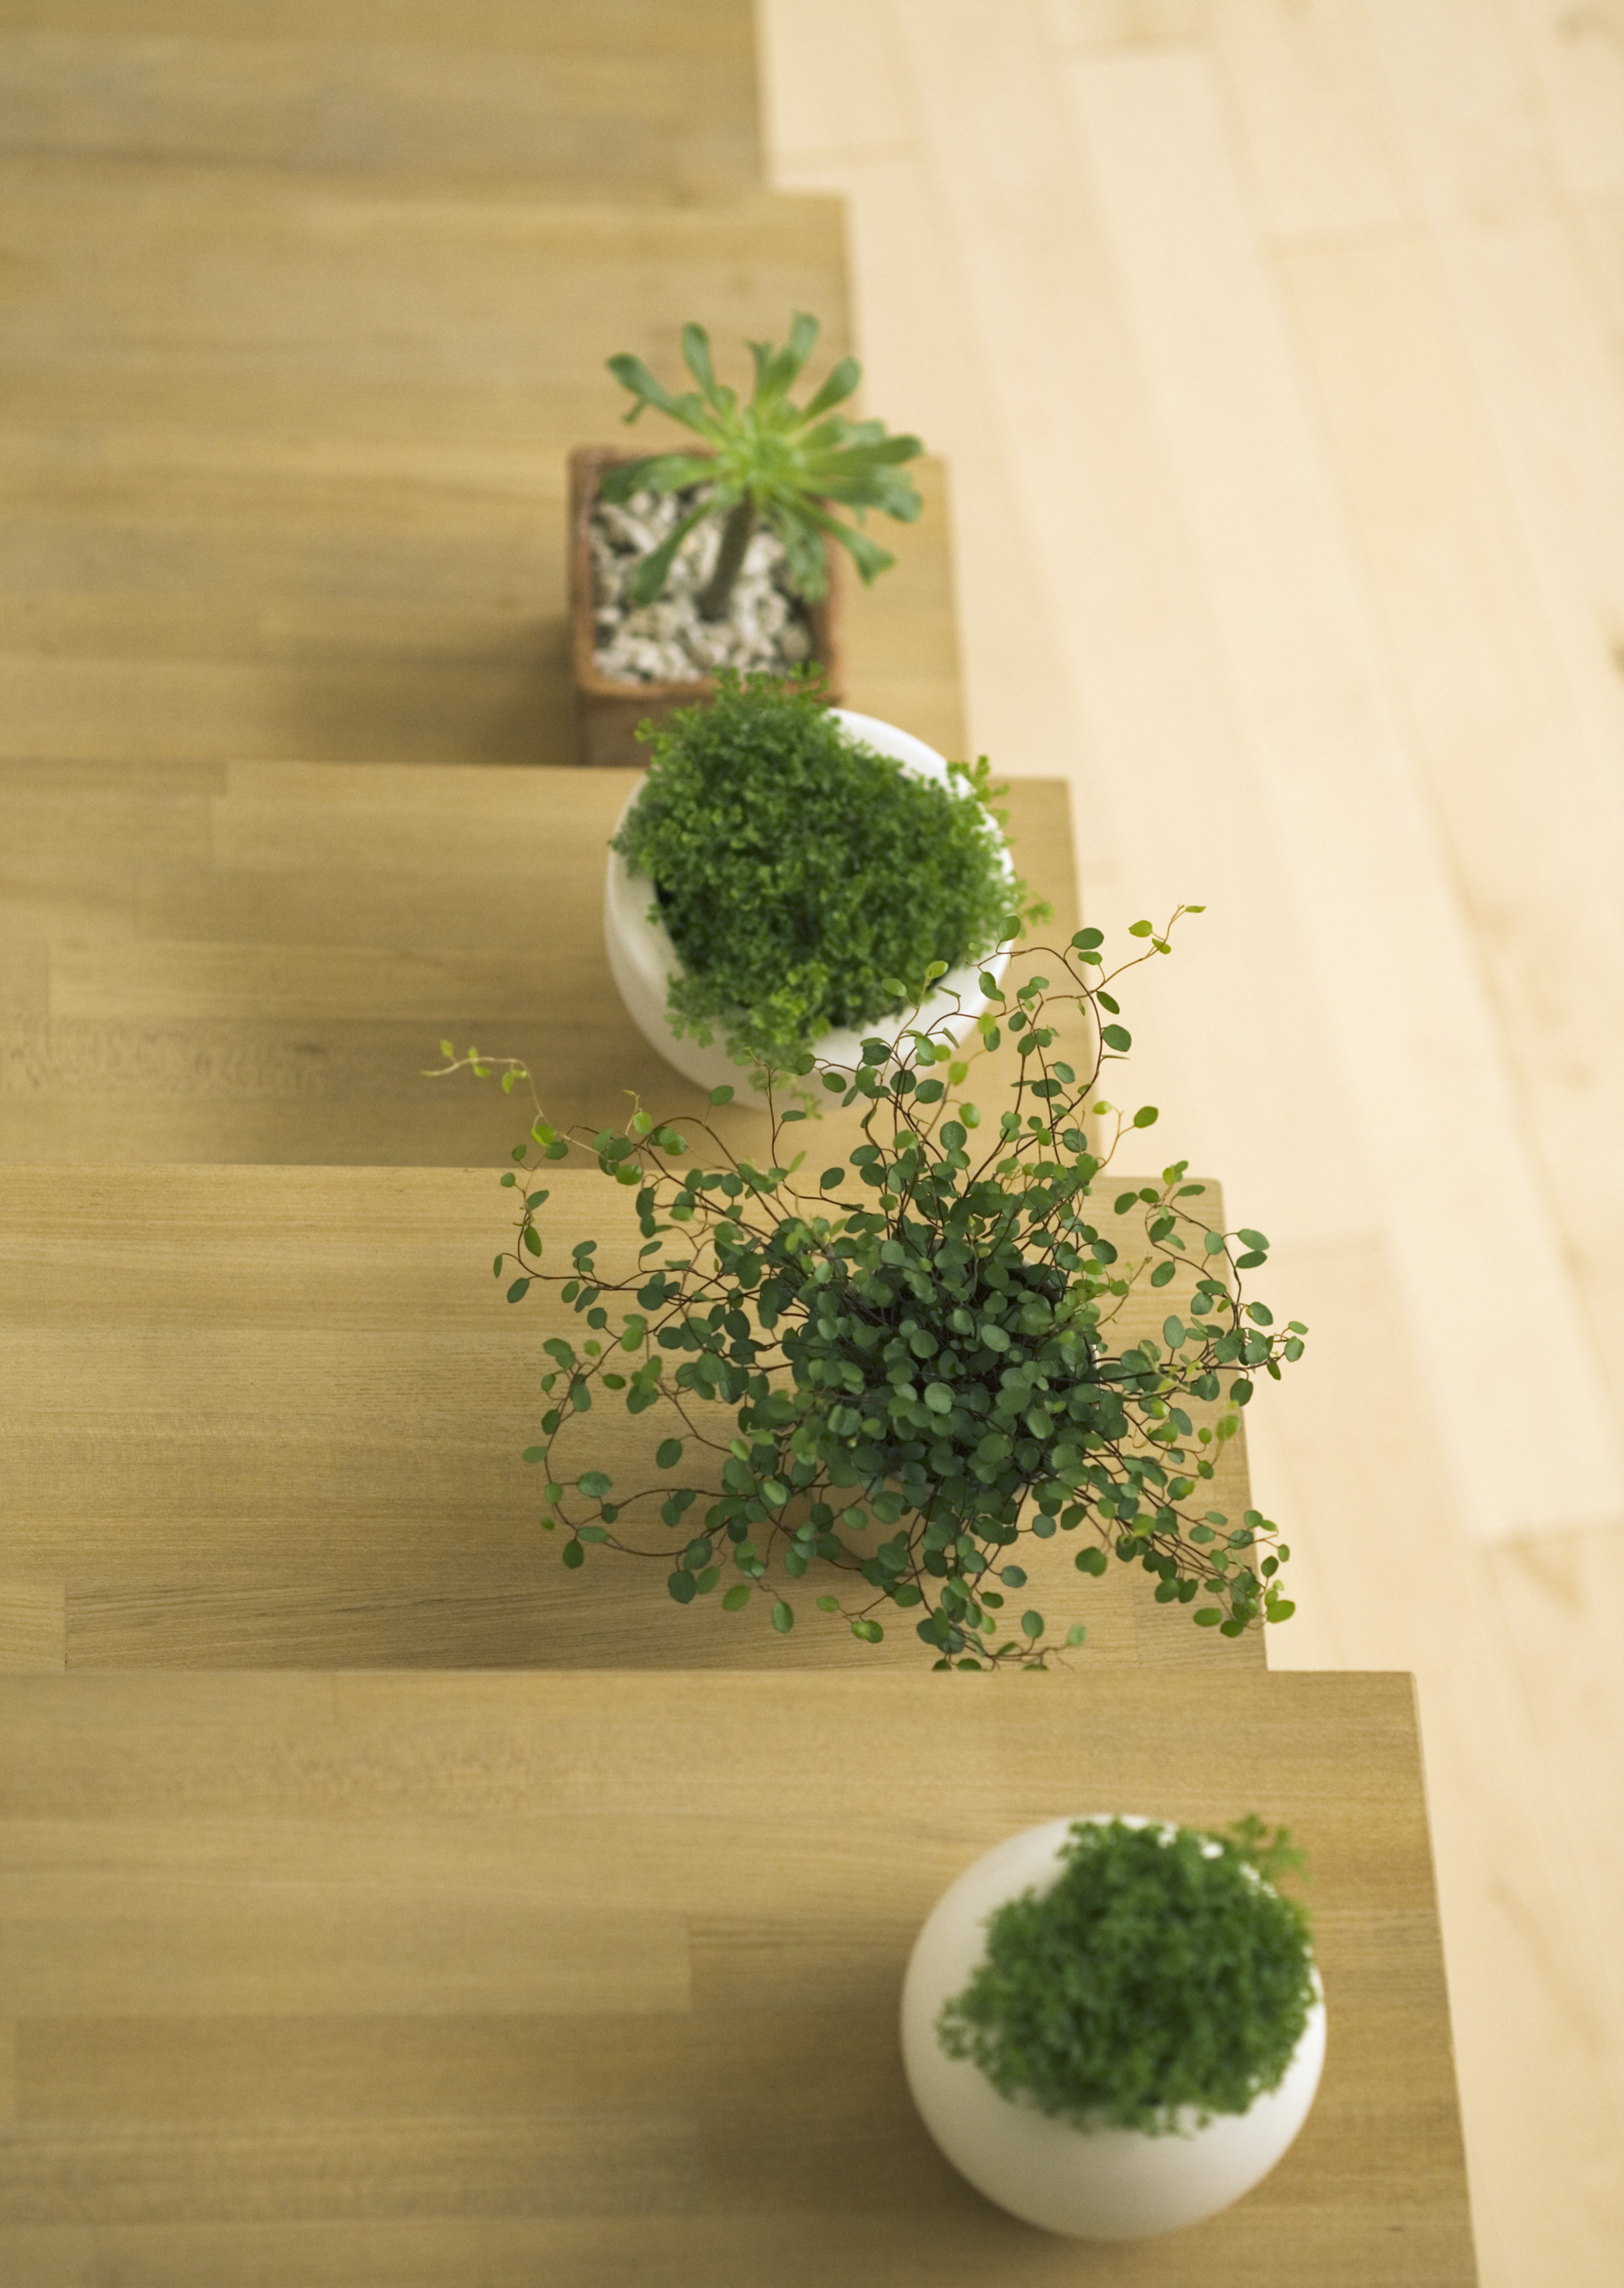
[590,486,817,685]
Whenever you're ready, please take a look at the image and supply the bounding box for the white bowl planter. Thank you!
[901,1816,1326,2241]
[603,709,1016,1097]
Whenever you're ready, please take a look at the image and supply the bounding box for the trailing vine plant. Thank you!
[430,910,1305,1669]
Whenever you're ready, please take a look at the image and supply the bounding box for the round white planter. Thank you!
[603,709,1016,1097]
[901,1816,1326,2241]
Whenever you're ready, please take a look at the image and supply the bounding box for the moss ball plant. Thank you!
[936,1817,1315,2134]
[611,672,1025,1075]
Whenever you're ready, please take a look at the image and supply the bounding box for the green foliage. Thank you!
[430,906,1307,1666]
[614,672,1030,1073]
[937,1816,1315,2133]
[601,313,924,616]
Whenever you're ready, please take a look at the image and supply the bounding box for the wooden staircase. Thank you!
[1,3,828,776]
[2,2,959,1166]
[0,10,1478,2282]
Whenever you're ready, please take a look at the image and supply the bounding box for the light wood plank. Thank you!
[1041,0,1211,44]
[0,2228,94,2288]
[756,0,914,161]
[0,442,953,770]
[1063,43,1622,1545]
[881,2,1377,1257]
[0,171,838,372]
[0,0,752,51]
[762,142,1091,830]
[1487,1524,1624,2105]
[1580,191,1624,344]
[1508,0,1624,199]
[9,750,1044,1167]
[16,2011,905,2120]
[1205,0,1412,236]
[0,12,761,205]
[49,942,562,1026]
[0,2115,700,2227]
[1364,0,1624,878]
[0,171,850,768]
[1,1908,689,2018]
[1276,227,1624,1443]
[0,1586,66,1673]
[1253,1231,1624,2286]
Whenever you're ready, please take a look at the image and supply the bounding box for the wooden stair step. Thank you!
[0,1,762,202]
[0,1667,1470,2280]
[0,464,952,773]
[0,171,855,762]
[3,717,1045,1166]
[0,454,956,769]
[0,165,839,376]
[0,1163,1260,1674]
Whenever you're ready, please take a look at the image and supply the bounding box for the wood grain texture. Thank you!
[0,1161,1262,1671]
[1274,224,1624,1475]
[7,724,1030,1170]
[0,1,762,203]
[0,1585,66,1674]
[1063,43,1622,1547]
[0,1667,1474,2282]
[0,164,848,769]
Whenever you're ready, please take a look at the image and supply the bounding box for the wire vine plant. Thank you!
[432,910,1306,1669]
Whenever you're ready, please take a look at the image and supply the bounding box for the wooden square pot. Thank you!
[569,444,845,769]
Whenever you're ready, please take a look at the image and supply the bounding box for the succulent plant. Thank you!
[602,312,924,620]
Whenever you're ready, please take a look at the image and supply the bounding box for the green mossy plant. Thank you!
[602,313,924,620]
[937,1817,1315,2134]
[613,671,1030,1076]
[430,907,1307,1667]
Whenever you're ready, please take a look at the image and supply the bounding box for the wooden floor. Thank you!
[759,5,1624,2283]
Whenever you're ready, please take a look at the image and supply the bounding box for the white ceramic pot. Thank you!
[900,1816,1326,2241]
[603,709,1016,1096]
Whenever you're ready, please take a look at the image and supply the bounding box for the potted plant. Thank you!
[572,312,925,766]
[902,1814,1325,2238]
[431,907,1307,1665]
[603,669,1031,1096]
